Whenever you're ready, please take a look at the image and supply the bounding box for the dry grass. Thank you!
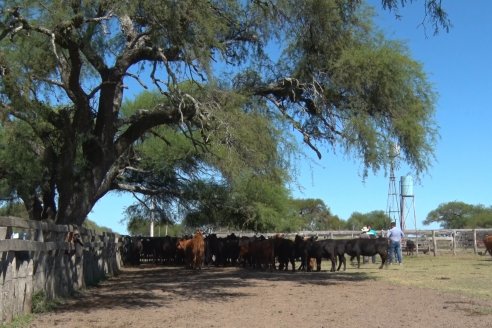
[345,253,492,300]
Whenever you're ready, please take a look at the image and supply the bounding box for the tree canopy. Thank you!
[0,0,438,227]
[346,210,392,231]
[424,202,492,229]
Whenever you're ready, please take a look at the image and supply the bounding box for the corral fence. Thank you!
[211,228,492,256]
[1,217,492,324]
[0,216,122,324]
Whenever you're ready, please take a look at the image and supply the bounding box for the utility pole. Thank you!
[150,198,155,237]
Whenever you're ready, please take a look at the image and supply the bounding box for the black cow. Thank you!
[294,235,315,271]
[160,236,179,264]
[344,237,388,269]
[205,234,226,266]
[305,238,337,272]
[335,239,348,271]
[405,240,416,256]
[273,236,296,271]
[222,233,240,265]
[121,236,143,266]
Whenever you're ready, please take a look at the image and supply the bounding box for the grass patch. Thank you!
[31,291,63,314]
[0,315,33,328]
[340,254,492,300]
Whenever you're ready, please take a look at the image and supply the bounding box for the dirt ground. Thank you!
[29,264,492,328]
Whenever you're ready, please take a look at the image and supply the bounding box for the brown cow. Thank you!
[238,236,253,267]
[483,235,492,257]
[307,257,317,271]
[177,230,205,270]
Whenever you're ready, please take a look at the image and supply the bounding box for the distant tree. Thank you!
[289,198,343,231]
[1,0,438,227]
[181,174,297,233]
[346,210,391,231]
[125,215,183,236]
[83,219,113,234]
[126,217,149,236]
[0,201,29,218]
[424,202,492,229]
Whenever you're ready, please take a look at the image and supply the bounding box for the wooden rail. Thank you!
[0,216,122,324]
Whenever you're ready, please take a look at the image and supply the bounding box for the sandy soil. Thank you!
[29,264,492,328]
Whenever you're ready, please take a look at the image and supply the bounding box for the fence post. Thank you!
[0,225,13,322]
[452,230,457,255]
[473,229,478,254]
[432,230,437,256]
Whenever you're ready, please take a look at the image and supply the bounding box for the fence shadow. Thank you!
[50,264,376,313]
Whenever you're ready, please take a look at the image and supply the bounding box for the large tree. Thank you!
[1,0,438,225]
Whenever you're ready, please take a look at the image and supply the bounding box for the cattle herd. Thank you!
[120,231,395,272]
[121,232,492,272]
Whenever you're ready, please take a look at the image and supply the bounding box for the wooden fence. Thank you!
[214,228,492,256]
[1,217,491,324]
[0,216,122,324]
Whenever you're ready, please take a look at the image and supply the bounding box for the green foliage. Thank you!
[0,122,44,201]
[0,201,28,218]
[280,1,437,177]
[424,202,492,229]
[120,86,293,232]
[289,198,343,231]
[346,210,392,231]
[31,291,62,314]
[180,174,297,233]
[381,0,451,35]
[125,216,183,236]
[0,314,33,328]
[0,0,439,227]
[83,219,113,234]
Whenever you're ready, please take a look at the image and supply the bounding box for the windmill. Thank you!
[386,143,400,227]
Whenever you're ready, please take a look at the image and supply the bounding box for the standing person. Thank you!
[360,226,370,238]
[387,222,405,265]
[367,225,378,237]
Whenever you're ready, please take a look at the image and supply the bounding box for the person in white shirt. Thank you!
[387,222,405,265]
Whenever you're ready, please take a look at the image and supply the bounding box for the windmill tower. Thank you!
[386,143,400,226]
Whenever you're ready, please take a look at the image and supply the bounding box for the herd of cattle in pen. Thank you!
[120,231,427,272]
[121,232,492,272]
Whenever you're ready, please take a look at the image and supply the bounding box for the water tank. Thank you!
[400,175,414,196]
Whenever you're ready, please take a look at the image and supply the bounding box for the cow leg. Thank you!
[379,252,387,269]
[356,255,361,268]
[330,256,336,272]
[337,255,346,271]
[316,258,322,272]
[300,255,308,271]
[290,258,296,272]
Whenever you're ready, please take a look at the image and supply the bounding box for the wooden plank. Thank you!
[0,239,118,253]
[0,240,70,252]
[0,227,9,239]
[0,217,69,233]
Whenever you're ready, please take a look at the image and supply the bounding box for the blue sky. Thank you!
[90,1,492,235]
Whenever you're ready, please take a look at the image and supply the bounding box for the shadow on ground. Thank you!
[52,264,378,314]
